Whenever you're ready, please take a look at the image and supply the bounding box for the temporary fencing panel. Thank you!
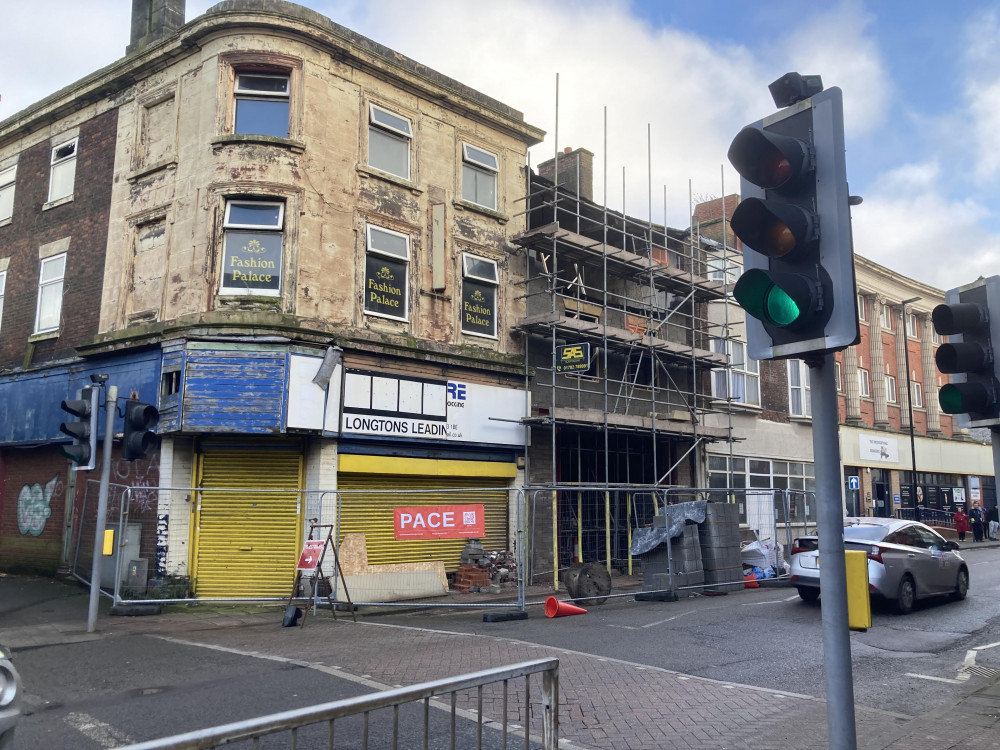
[193,446,303,597]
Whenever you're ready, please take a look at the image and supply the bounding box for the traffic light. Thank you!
[727,74,860,360]
[122,399,160,460]
[931,276,1000,427]
[60,386,99,471]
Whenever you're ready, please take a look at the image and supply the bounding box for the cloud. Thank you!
[775,2,890,136]
[851,161,1000,290]
[961,7,1000,183]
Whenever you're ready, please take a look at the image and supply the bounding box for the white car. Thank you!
[0,644,20,749]
[789,517,969,614]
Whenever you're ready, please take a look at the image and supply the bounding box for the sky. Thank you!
[2,0,998,292]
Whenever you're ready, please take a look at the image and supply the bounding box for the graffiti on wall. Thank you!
[155,514,169,576]
[17,474,62,536]
[113,450,160,513]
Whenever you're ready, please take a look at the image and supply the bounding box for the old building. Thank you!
[0,0,543,597]
[515,149,732,580]
[698,196,995,539]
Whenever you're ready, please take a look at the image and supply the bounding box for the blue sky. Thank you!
[2,0,998,290]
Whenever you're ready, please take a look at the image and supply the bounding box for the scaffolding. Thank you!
[511,93,742,580]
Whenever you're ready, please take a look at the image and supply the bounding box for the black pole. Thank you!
[902,297,921,522]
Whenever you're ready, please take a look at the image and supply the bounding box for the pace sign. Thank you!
[394,504,486,540]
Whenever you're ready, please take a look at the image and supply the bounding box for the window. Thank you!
[788,359,810,417]
[364,224,409,321]
[859,368,871,397]
[0,165,15,221]
[234,72,289,137]
[707,255,739,284]
[461,253,498,337]
[886,374,897,403]
[880,303,893,330]
[461,142,498,210]
[220,200,284,296]
[0,269,5,332]
[368,104,412,179]
[906,312,919,338]
[711,338,760,406]
[835,360,843,392]
[932,329,942,345]
[48,138,77,203]
[35,253,66,333]
[912,378,923,408]
[857,294,867,322]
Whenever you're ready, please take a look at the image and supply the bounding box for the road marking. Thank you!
[974,641,1000,651]
[65,712,134,748]
[785,594,800,601]
[741,597,793,606]
[905,673,964,684]
[640,605,728,628]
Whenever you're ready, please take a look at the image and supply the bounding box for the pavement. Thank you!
[2,543,999,750]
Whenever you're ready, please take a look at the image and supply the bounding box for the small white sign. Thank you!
[859,434,899,464]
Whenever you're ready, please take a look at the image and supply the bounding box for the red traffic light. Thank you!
[727,127,812,192]
[123,399,159,461]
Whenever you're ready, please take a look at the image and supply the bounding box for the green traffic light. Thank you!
[732,269,803,327]
[938,384,964,414]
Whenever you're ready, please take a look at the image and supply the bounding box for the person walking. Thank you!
[970,503,985,542]
[988,504,999,541]
[954,507,970,542]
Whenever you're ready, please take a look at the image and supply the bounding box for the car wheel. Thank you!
[797,586,819,602]
[896,575,916,614]
[952,569,969,601]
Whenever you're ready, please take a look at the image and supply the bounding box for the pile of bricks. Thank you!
[452,563,490,593]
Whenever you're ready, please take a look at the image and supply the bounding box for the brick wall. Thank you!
[759,360,789,422]
[0,447,72,573]
[0,109,118,369]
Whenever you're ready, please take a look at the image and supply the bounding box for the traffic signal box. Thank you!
[122,399,160,460]
[932,276,1000,427]
[60,386,99,471]
[727,85,860,360]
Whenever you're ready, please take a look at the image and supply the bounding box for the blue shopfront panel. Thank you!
[180,347,286,433]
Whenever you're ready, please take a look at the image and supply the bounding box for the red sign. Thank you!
[296,540,326,570]
[394,504,486,540]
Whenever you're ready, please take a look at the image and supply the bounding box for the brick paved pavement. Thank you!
[3,574,999,749]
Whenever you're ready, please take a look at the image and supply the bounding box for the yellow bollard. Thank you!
[844,550,872,631]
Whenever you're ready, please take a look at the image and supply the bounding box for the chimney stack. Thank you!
[537,147,594,202]
[127,0,186,55]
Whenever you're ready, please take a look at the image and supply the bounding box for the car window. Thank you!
[913,527,945,550]
[843,525,890,542]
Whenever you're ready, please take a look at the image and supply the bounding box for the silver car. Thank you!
[0,644,20,749]
[789,517,969,614]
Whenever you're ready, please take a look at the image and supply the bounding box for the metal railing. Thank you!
[117,658,559,750]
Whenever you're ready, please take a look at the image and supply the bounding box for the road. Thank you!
[3,544,999,748]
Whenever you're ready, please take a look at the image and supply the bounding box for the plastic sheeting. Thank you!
[629,499,708,555]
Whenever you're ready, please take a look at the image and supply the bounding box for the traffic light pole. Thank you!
[87,385,117,633]
[808,354,857,749]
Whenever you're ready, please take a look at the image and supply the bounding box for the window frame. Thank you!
[886,374,897,403]
[710,337,760,406]
[219,199,285,297]
[880,303,893,330]
[787,359,811,417]
[835,360,843,392]
[912,378,923,408]
[233,71,290,138]
[857,294,867,322]
[364,223,410,323]
[859,368,871,398]
[0,269,6,333]
[48,137,78,203]
[461,141,499,210]
[461,252,499,339]
[906,312,919,338]
[34,252,67,334]
[368,103,412,180]
[0,164,15,222]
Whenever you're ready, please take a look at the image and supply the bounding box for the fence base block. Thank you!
[110,603,163,617]
[483,610,529,622]
[634,590,679,602]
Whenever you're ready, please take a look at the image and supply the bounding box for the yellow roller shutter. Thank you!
[193,447,302,598]
[337,472,510,572]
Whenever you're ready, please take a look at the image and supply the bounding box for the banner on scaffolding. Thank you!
[556,343,591,373]
[394,504,485,540]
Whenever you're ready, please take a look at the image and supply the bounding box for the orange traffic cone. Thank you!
[545,596,587,618]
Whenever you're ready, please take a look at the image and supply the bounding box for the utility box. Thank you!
[844,550,872,631]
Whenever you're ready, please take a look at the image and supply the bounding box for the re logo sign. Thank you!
[394,504,486,540]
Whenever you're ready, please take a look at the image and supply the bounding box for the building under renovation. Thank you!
[515,148,734,579]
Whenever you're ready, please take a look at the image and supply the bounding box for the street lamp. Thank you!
[901,296,921,522]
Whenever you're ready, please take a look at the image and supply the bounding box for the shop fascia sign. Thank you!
[859,433,898,464]
[341,369,527,446]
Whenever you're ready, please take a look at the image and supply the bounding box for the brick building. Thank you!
[0,0,543,596]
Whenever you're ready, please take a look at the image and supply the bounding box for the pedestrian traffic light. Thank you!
[60,386,99,471]
[932,276,1000,427]
[122,399,159,460]
[727,74,860,360]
